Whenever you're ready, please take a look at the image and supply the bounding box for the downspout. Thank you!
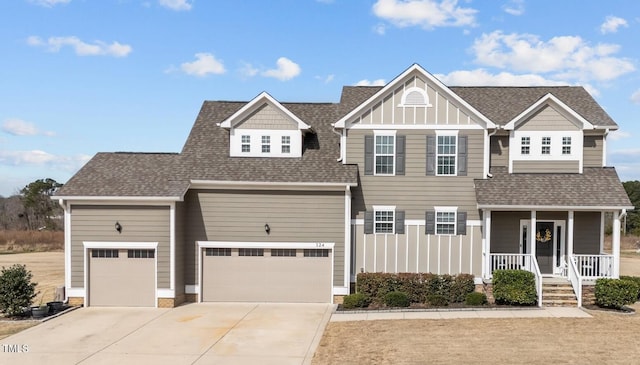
[330,123,344,162]
[57,198,69,304]
[603,128,610,167]
[486,126,500,178]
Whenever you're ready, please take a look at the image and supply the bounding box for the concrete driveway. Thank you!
[1,303,333,365]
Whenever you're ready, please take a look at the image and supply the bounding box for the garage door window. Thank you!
[239,248,264,256]
[205,248,231,256]
[271,249,296,257]
[303,249,329,257]
[128,249,155,258]
[92,249,119,258]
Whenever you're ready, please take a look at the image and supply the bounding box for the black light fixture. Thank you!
[115,221,122,234]
[264,223,270,234]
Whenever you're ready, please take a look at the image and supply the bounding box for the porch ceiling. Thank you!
[475,167,633,209]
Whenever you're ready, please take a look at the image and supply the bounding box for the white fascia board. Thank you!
[189,180,356,190]
[348,124,483,130]
[219,91,311,130]
[503,93,594,130]
[83,241,159,249]
[54,196,183,203]
[477,204,635,211]
[334,64,495,129]
[197,241,335,249]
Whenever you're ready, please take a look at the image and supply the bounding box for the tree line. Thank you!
[0,178,63,231]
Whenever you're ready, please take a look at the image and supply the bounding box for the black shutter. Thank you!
[425,211,435,235]
[364,211,374,234]
[426,135,436,176]
[395,135,405,175]
[364,135,374,175]
[457,135,468,176]
[456,211,467,235]
[395,210,405,234]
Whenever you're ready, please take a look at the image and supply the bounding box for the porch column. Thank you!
[530,210,537,258]
[612,210,622,278]
[567,211,574,259]
[483,209,492,279]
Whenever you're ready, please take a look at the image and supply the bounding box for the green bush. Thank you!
[384,291,410,307]
[465,292,487,306]
[426,294,448,307]
[492,270,537,306]
[0,264,38,316]
[342,293,371,309]
[425,274,452,298]
[450,274,476,302]
[619,276,640,300]
[595,278,639,309]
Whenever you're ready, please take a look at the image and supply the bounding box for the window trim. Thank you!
[434,206,458,236]
[541,136,551,155]
[373,131,396,176]
[281,135,291,154]
[373,205,395,234]
[562,136,571,155]
[261,135,271,153]
[241,135,251,153]
[521,136,530,155]
[435,131,458,176]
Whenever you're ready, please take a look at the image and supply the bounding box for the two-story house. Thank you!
[55,64,632,308]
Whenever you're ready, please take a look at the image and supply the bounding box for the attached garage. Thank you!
[86,244,157,307]
[199,242,333,303]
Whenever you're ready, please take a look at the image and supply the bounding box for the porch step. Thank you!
[542,281,578,307]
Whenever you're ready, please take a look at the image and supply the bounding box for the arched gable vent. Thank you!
[399,87,431,107]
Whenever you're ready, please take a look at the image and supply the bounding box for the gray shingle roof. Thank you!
[475,167,632,208]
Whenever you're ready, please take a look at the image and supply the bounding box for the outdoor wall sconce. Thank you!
[115,221,122,234]
[264,223,270,234]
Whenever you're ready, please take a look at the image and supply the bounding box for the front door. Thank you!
[520,220,565,275]
[535,222,554,274]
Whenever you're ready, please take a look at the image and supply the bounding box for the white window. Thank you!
[521,137,530,155]
[562,136,571,155]
[261,136,270,153]
[281,136,291,153]
[436,211,456,235]
[374,209,394,234]
[541,137,551,155]
[375,134,395,175]
[241,135,251,153]
[437,135,457,175]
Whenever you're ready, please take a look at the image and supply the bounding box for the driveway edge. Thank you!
[303,304,336,365]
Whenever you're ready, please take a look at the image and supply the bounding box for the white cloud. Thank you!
[608,130,631,141]
[29,0,70,7]
[372,0,477,30]
[502,0,524,16]
[262,57,301,81]
[180,53,226,77]
[2,119,55,137]
[158,0,192,11]
[373,23,387,35]
[600,16,628,34]
[631,89,640,104]
[435,69,568,87]
[238,62,259,78]
[28,36,132,57]
[471,31,635,82]
[355,79,387,86]
[315,74,335,84]
[0,150,91,171]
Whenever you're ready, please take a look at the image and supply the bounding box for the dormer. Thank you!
[504,93,594,174]
[219,92,311,158]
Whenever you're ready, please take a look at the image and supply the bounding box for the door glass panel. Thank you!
[522,225,528,254]
[556,226,562,267]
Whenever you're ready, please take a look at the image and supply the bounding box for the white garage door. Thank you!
[89,249,156,307]
[201,247,332,303]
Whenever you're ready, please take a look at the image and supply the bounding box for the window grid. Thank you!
[239,248,264,257]
[261,136,270,153]
[375,135,395,175]
[436,211,456,235]
[281,136,291,153]
[241,135,250,153]
[303,249,329,257]
[375,210,394,234]
[271,248,296,257]
[91,249,119,258]
[205,248,231,256]
[521,137,530,155]
[562,136,571,155]
[128,249,154,259]
[437,135,457,175]
[541,137,551,155]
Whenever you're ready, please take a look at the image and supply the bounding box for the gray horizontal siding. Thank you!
[347,129,484,220]
[512,160,579,173]
[184,189,345,287]
[70,205,170,289]
[583,135,603,167]
[490,135,509,168]
[517,105,579,131]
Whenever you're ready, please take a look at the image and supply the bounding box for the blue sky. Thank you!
[1,0,639,197]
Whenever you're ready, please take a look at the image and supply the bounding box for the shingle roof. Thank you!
[475,167,632,208]
[450,86,617,127]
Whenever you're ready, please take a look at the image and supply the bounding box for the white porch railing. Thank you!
[567,256,582,307]
[489,254,543,307]
[572,254,614,279]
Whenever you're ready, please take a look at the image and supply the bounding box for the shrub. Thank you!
[384,291,410,307]
[450,274,475,302]
[619,276,640,300]
[426,294,448,307]
[425,274,452,299]
[342,293,371,309]
[465,292,487,306]
[0,264,38,316]
[595,278,639,309]
[492,270,537,306]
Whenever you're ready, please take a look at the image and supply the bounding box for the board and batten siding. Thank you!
[183,189,346,287]
[235,102,297,130]
[352,223,482,277]
[583,135,603,167]
[516,105,580,131]
[346,129,484,220]
[70,205,170,288]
